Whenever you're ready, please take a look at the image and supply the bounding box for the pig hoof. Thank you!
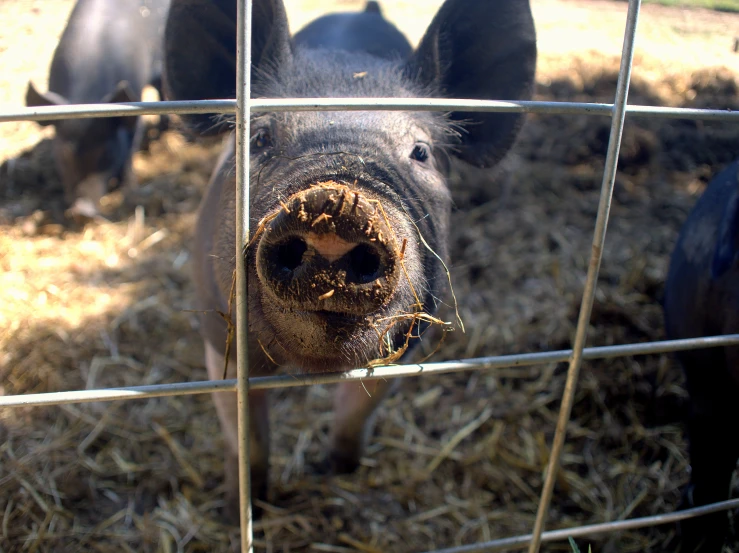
[223,490,264,525]
[676,485,728,553]
[307,457,333,475]
[65,198,106,222]
[329,450,362,474]
[308,453,360,476]
[223,490,241,525]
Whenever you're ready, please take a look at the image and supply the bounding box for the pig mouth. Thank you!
[261,304,394,372]
[275,303,387,338]
[284,308,367,329]
[304,309,364,322]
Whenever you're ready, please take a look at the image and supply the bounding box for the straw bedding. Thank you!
[1,0,739,551]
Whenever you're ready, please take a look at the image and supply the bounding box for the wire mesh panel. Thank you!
[1,0,738,551]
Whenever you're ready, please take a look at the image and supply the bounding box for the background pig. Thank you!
[164,0,536,517]
[663,160,739,553]
[291,1,412,61]
[25,0,172,218]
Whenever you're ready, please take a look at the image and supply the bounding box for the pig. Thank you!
[663,160,739,553]
[291,1,412,61]
[25,0,172,218]
[163,0,537,518]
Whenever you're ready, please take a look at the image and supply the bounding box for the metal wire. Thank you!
[235,0,254,549]
[423,498,739,553]
[3,0,739,550]
[1,98,737,123]
[2,333,739,408]
[527,1,642,551]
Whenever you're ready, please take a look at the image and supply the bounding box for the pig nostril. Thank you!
[274,237,308,274]
[347,244,382,284]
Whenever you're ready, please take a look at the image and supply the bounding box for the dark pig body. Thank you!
[664,160,739,553]
[26,0,172,217]
[164,0,537,518]
[292,1,412,61]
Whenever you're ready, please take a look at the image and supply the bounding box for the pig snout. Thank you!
[256,183,401,316]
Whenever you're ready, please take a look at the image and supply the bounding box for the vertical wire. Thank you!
[235,0,254,550]
[526,1,642,551]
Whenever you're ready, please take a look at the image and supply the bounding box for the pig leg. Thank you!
[149,74,170,135]
[679,411,739,553]
[329,378,397,473]
[111,126,140,194]
[127,118,146,181]
[678,352,739,553]
[205,342,270,522]
[118,154,139,192]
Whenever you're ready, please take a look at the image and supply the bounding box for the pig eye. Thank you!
[253,128,272,149]
[410,143,430,163]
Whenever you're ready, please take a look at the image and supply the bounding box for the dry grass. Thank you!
[2,0,739,552]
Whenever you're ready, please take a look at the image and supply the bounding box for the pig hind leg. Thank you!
[329,379,397,473]
[678,348,739,553]
[205,342,270,521]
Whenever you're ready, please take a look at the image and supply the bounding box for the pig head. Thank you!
[26,82,139,218]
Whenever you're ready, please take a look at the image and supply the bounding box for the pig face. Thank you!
[241,55,455,371]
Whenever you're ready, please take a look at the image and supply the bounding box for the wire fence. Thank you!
[1,0,738,552]
[6,97,739,122]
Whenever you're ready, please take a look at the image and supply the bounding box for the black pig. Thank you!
[292,1,412,61]
[664,160,739,553]
[26,0,171,218]
[164,0,537,517]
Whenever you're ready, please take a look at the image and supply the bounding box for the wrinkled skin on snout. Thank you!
[664,160,739,553]
[25,0,171,218]
[164,0,537,519]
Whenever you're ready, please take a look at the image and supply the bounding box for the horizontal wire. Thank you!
[1,98,737,123]
[1,333,737,408]
[424,498,739,553]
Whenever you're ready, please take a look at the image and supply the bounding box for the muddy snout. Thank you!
[256,183,401,315]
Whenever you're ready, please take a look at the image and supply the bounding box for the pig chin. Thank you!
[257,298,404,373]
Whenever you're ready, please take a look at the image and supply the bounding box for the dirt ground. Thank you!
[1,0,739,552]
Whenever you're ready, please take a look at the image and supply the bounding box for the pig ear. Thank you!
[106,81,137,104]
[103,81,139,131]
[406,0,537,169]
[25,81,69,126]
[711,163,739,279]
[81,82,140,141]
[163,0,292,135]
